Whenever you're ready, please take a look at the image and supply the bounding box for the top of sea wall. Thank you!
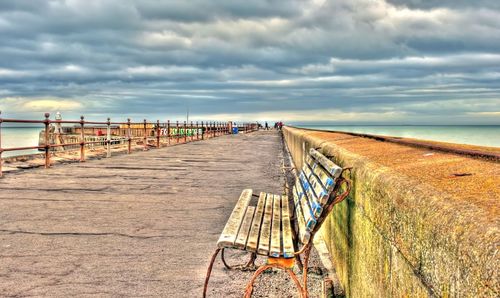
[282,126,499,296]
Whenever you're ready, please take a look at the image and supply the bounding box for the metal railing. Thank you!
[0,111,259,177]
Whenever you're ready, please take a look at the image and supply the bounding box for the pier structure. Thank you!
[0,129,307,297]
[0,122,497,297]
[0,111,259,177]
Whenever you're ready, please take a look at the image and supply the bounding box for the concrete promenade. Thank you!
[0,131,316,297]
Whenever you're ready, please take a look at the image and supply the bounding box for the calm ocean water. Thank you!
[296,125,500,148]
[1,127,42,158]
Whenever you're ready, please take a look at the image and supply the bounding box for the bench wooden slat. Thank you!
[217,189,253,248]
[312,165,336,192]
[310,166,337,205]
[305,154,315,170]
[270,194,282,257]
[281,195,294,258]
[246,192,267,252]
[296,174,318,231]
[293,185,311,244]
[300,170,323,217]
[309,148,342,178]
[257,193,274,255]
[302,162,312,178]
[234,206,256,249]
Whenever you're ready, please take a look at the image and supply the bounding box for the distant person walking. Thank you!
[265,122,269,130]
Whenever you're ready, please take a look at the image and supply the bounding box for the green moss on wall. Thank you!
[282,127,498,298]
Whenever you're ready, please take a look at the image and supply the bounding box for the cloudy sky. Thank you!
[0,0,499,124]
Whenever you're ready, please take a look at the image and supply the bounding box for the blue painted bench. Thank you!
[204,148,351,297]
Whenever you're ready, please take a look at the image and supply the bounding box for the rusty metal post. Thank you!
[127,118,132,154]
[167,120,170,145]
[184,121,187,143]
[176,120,179,143]
[156,120,161,148]
[196,121,199,140]
[201,121,204,140]
[143,119,148,150]
[44,113,51,169]
[106,117,111,158]
[80,116,85,162]
[190,121,193,142]
[0,111,2,177]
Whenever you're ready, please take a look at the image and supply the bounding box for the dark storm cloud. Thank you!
[0,0,499,124]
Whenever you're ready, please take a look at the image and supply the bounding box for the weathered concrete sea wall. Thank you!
[283,126,498,297]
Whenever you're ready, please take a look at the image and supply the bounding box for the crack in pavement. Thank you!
[0,229,164,239]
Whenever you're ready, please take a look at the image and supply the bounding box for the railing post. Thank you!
[184,121,187,143]
[80,116,85,162]
[143,119,148,150]
[106,117,111,158]
[156,120,161,148]
[0,110,3,177]
[176,120,179,143]
[44,113,51,169]
[201,121,204,140]
[190,121,193,142]
[196,121,199,140]
[127,118,132,154]
[167,120,170,145]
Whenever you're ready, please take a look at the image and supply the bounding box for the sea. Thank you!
[1,125,499,158]
[1,127,42,158]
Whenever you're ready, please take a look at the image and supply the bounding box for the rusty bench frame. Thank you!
[203,149,351,298]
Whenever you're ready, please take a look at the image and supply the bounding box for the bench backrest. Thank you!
[291,148,345,245]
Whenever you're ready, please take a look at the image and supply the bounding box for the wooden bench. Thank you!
[203,148,351,298]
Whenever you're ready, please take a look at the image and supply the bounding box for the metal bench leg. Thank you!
[203,248,221,298]
[221,248,257,270]
[295,254,304,272]
[243,264,306,298]
[302,244,313,298]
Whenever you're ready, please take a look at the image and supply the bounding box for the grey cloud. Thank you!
[0,0,499,124]
[386,0,500,9]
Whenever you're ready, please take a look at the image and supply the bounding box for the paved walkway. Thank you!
[0,131,323,297]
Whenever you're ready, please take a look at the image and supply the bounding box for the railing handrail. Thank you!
[0,111,260,177]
